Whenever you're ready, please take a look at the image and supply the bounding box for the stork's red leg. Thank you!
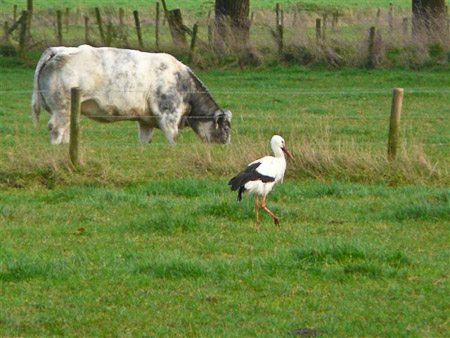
[255,195,260,230]
[261,194,280,227]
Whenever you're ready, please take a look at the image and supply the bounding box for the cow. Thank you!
[31,45,232,144]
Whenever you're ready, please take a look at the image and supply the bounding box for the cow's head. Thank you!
[208,109,232,144]
[48,115,70,144]
[187,109,232,144]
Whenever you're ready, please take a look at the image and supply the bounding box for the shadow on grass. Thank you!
[292,241,412,280]
[381,192,450,222]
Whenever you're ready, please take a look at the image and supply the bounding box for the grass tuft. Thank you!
[383,193,450,221]
[292,241,412,280]
[136,259,208,279]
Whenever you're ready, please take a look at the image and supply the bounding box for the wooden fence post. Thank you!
[84,16,90,44]
[3,21,10,44]
[155,2,160,50]
[56,10,62,45]
[70,87,81,167]
[368,26,376,68]
[118,8,128,46]
[388,88,404,161]
[332,11,339,31]
[316,18,322,42]
[26,0,32,47]
[13,5,17,23]
[322,14,327,40]
[106,21,112,46]
[276,3,283,56]
[19,11,28,55]
[95,7,105,45]
[133,10,143,48]
[119,7,124,25]
[188,23,198,63]
[65,8,69,33]
[208,20,213,47]
[402,17,408,36]
[388,2,394,35]
[168,8,187,47]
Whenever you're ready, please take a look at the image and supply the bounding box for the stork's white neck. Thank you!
[272,145,285,158]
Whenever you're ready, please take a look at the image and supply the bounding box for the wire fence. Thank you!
[1,89,450,95]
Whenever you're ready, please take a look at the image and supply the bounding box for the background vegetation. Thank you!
[1,0,448,68]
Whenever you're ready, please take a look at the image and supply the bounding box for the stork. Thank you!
[228,135,294,229]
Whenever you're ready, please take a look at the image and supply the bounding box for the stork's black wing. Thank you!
[228,162,275,201]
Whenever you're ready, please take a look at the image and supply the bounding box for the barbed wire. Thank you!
[1,89,449,95]
[4,140,449,148]
[2,114,449,121]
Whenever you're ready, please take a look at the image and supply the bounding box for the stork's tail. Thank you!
[31,47,57,127]
[228,175,247,202]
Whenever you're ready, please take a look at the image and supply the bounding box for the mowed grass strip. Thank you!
[1,179,449,336]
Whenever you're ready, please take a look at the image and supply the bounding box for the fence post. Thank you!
[208,20,213,47]
[65,8,69,33]
[13,5,17,23]
[3,21,9,44]
[26,0,32,47]
[84,16,90,44]
[133,10,143,48]
[322,14,327,40]
[70,87,81,167]
[402,17,408,36]
[315,18,322,42]
[155,2,160,50]
[19,11,28,55]
[106,21,112,46]
[56,10,62,45]
[188,23,198,63]
[388,2,394,35]
[388,88,404,161]
[276,3,283,56]
[332,11,339,31]
[368,26,375,68]
[95,7,105,45]
[118,8,128,46]
[119,7,124,25]
[168,9,187,47]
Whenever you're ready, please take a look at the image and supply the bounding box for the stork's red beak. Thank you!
[282,146,294,159]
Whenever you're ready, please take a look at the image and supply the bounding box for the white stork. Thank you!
[228,135,294,229]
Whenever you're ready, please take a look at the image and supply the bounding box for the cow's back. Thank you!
[38,45,190,119]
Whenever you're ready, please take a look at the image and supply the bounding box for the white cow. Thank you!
[32,45,232,144]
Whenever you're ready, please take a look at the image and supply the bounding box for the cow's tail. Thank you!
[32,47,58,127]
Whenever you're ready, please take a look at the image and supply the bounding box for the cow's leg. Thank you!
[48,112,70,144]
[137,122,154,144]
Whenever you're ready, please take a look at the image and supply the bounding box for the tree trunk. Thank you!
[412,0,446,36]
[215,0,250,49]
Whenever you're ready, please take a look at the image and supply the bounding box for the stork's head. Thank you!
[271,135,294,159]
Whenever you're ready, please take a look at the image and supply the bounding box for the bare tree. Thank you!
[215,0,250,49]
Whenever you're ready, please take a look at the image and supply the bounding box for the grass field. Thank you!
[1,54,450,336]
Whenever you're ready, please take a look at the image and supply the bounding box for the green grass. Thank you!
[1,61,449,185]
[1,59,450,336]
[1,179,449,336]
